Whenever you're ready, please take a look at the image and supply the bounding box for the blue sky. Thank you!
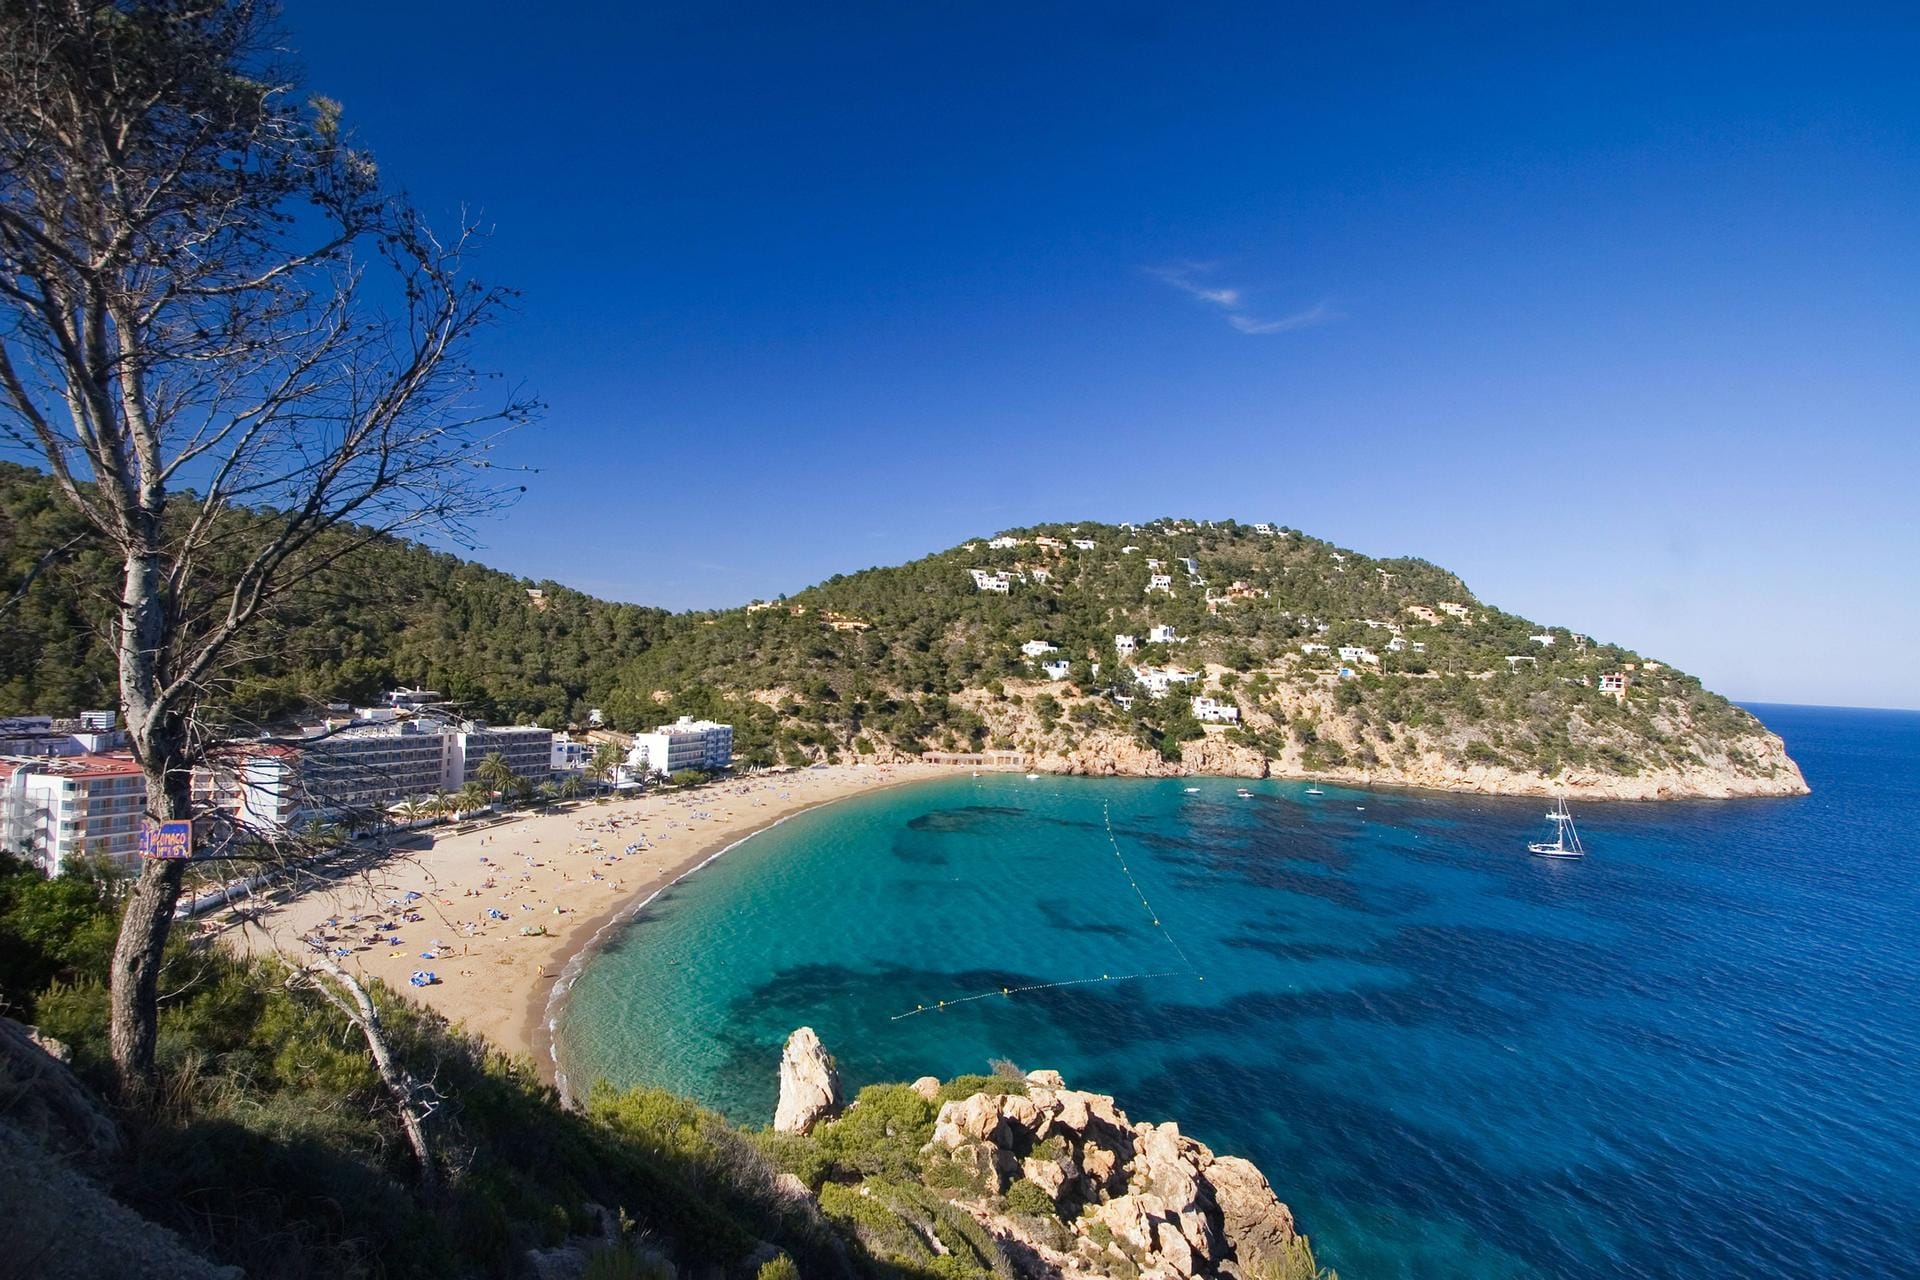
[285,3,1918,709]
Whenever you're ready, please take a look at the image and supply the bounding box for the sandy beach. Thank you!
[227,762,949,1075]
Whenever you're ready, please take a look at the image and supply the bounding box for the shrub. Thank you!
[1003,1177,1057,1218]
[755,1256,800,1280]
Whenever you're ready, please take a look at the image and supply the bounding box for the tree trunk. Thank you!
[107,547,189,1095]
[303,954,437,1193]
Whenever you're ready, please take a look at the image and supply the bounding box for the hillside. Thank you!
[1,460,1802,798]
[0,462,667,731]
[605,519,1805,799]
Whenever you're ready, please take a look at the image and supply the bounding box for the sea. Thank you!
[558,704,1920,1279]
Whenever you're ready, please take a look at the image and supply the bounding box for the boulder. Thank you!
[1206,1155,1298,1262]
[1024,1068,1066,1089]
[909,1075,942,1101]
[1096,1194,1159,1253]
[1021,1153,1070,1201]
[932,1093,1010,1148]
[772,1027,842,1135]
[0,1017,119,1168]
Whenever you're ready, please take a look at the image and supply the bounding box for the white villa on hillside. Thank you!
[1300,642,1331,655]
[1191,695,1240,724]
[1177,557,1199,579]
[1148,624,1179,644]
[1131,666,1200,699]
[1530,633,1556,647]
[1041,659,1072,681]
[1020,639,1059,658]
[1114,634,1138,655]
[1252,523,1278,535]
[988,535,1021,549]
[1337,645,1380,665]
[1030,567,1051,583]
[1146,573,1174,595]
[969,568,1013,593]
[1438,601,1472,619]
[1071,538,1097,550]
[1504,655,1538,672]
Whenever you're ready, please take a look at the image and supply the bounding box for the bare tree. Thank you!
[0,1,533,1092]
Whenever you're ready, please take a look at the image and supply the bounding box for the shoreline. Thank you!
[226,763,954,1087]
[529,768,947,1099]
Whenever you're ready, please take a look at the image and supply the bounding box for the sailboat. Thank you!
[1528,797,1586,858]
[1305,786,1323,796]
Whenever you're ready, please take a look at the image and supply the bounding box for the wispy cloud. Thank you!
[1147,263,1332,336]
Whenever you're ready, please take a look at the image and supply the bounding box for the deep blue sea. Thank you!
[559,704,1920,1279]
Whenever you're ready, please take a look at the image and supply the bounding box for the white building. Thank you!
[627,717,733,777]
[0,751,147,874]
[551,734,594,775]
[1177,557,1200,579]
[1146,558,1164,570]
[1041,659,1072,681]
[1114,634,1138,655]
[988,535,1021,549]
[1437,601,1472,619]
[1148,624,1179,644]
[0,713,126,757]
[1131,666,1200,699]
[1020,639,1060,658]
[1071,538,1097,550]
[1252,523,1278,536]
[1146,574,1174,595]
[1300,642,1331,655]
[1191,696,1240,724]
[1030,567,1051,583]
[1530,633,1556,647]
[1337,646,1379,665]
[969,568,1013,593]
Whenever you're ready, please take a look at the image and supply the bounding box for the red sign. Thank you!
[139,820,193,860]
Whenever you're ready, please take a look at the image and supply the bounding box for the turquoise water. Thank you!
[560,705,1920,1278]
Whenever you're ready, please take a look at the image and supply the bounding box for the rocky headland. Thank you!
[773,1027,1314,1279]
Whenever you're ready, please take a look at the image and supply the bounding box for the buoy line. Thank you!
[887,798,1202,1020]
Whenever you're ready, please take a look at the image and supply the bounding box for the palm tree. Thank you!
[474,751,518,797]
[534,781,560,810]
[456,781,492,816]
[557,776,584,801]
[587,741,625,792]
[430,789,456,821]
[394,796,433,826]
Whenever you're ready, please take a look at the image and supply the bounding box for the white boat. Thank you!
[1236,787,1253,798]
[1305,787,1323,796]
[1184,787,1200,793]
[1025,772,1040,780]
[1528,797,1586,858]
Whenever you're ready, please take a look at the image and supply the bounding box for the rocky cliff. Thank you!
[767,1031,1323,1280]
[943,678,1807,801]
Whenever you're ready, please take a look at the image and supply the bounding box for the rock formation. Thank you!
[772,1026,843,1134]
[927,1068,1300,1278]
